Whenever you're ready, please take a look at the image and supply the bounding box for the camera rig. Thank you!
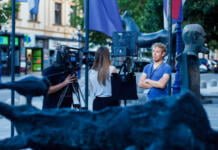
[57,45,83,75]
[55,45,86,109]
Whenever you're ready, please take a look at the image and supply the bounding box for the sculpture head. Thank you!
[182,24,208,56]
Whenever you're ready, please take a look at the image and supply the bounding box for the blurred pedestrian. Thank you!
[138,42,171,101]
[26,54,32,73]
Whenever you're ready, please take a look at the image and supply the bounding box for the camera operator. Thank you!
[42,45,76,109]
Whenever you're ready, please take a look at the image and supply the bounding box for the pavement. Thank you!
[0,72,218,141]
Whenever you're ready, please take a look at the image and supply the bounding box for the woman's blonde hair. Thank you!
[92,46,111,86]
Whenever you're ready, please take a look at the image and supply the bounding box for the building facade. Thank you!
[1,0,81,73]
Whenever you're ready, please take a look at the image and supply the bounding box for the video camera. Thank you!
[57,45,83,76]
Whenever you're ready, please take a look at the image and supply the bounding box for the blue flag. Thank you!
[88,0,123,37]
[16,0,28,2]
[28,0,40,15]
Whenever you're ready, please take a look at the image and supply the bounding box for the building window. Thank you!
[55,3,62,25]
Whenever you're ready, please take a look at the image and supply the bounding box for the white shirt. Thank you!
[89,65,116,97]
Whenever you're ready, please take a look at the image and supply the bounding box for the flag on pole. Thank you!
[16,0,28,2]
[28,0,40,15]
[88,0,123,37]
[163,0,186,30]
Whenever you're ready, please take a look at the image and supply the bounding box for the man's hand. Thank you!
[144,79,151,84]
[138,74,152,89]
[48,75,77,94]
[63,75,77,86]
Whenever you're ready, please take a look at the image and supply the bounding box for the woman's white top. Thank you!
[89,65,116,98]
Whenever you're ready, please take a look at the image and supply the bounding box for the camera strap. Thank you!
[148,63,163,79]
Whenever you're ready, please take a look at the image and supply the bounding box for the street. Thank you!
[0,72,218,140]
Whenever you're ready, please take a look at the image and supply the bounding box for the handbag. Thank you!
[111,72,138,100]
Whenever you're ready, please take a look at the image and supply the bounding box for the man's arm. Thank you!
[48,75,76,94]
[144,73,170,89]
[138,73,152,89]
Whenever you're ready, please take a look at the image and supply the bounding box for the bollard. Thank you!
[200,81,207,89]
[209,79,217,87]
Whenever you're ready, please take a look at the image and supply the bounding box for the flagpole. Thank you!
[173,0,185,94]
[10,0,16,137]
[84,0,89,109]
[167,0,172,95]
[172,21,182,94]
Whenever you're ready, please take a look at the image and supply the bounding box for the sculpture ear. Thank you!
[187,32,198,44]
[193,32,198,41]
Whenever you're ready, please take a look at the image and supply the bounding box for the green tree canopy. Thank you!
[183,0,218,50]
[0,2,20,29]
[71,0,218,49]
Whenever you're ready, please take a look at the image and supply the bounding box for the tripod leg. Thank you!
[77,85,85,103]
[57,85,69,108]
[72,82,86,109]
[72,85,81,109]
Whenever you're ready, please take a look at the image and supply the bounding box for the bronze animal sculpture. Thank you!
[0,90,218,150]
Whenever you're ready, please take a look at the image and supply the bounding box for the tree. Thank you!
[183,0,218,50]
[118,0,147,31]
[119,0,218,50]
[70,0,83,28]
[0,2,11,25]
[71,0,218,49]
[0,2,20,30]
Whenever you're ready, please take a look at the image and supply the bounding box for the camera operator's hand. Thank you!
[48,75,76,94]
[63,75,76,86]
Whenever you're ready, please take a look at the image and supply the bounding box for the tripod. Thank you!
[116,57,137,106]
[57,79,85,109]
[119,57,135,75]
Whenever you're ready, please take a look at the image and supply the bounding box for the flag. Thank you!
[163,0,186,30]
[88,0,123,37]
[16,0,28,2]
[28,0,40,15]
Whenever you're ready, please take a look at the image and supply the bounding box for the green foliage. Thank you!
[183,0,218,50]
[71,0,218,49]
[0,2,11,24]
[89,32,110,47]
[141,0,163,32]
[118,0,148,32]
[0,2,20,24]
[70,0,83,28]
[118,0,163,33]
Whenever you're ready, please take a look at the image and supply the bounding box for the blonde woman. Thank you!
[89,46,119,111]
